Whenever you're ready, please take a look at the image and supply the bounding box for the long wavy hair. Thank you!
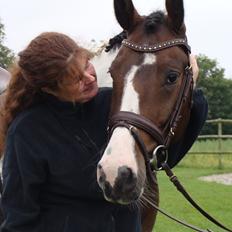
[0,32,91,156]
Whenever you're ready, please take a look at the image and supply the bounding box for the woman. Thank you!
[0,32,207,232]
[0,32,140,232]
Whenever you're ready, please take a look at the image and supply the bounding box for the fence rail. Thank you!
[188,118,232,169]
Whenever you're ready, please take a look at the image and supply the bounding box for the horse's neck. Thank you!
[91,49,119,87]
[0,67,10,94]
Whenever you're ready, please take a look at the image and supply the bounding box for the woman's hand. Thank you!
[189,54,199,88]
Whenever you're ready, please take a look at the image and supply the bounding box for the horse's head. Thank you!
[97,0,193,204]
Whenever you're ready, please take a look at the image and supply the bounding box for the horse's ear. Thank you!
[114,0,141,31]
[165,0,185,33]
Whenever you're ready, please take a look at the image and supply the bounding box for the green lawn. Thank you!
[153,166,232,231]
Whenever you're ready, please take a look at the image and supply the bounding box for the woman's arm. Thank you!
[0,127,46,231]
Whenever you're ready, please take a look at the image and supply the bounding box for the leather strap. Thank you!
[122,38,191,53]
[164,66,193,147]
[109,111,164,145]
[143,197,213,232]
[110,122,232,232]
[161,162,232,232]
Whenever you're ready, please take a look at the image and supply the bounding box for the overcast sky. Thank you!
[0,0,232,78]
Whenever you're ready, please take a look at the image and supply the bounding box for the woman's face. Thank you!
[56,60,99,103]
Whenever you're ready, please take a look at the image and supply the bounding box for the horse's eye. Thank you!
[166,72,179,85]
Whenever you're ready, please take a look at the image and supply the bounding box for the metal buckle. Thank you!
[150,145,168,171]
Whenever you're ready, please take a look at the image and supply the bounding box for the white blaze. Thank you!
[99,54,157,186]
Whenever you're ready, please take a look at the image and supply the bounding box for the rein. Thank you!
[108,38,232,232]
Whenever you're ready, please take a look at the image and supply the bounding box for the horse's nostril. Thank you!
[104,182,113,199]
[115,166,137,193]
[97,164,106,185]
[99,175,105,183]
[118,166,134,182]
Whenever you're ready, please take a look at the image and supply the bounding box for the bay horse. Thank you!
[96,0,193,231]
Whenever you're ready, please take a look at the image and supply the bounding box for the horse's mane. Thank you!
[91,48,117,87]
[91,31,126,87]
[105,31,127,52]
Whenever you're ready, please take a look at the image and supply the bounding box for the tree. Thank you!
[0,19,14,69]
[197,55,232,134]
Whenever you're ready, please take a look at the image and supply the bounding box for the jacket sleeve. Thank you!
[167,89,208,168]
[112,205,141,232]
[0,128,47,232]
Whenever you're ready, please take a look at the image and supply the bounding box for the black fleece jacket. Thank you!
[0,87,207,232]
[1,88,141,232]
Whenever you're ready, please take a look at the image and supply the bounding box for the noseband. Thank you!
[108,38,193,176]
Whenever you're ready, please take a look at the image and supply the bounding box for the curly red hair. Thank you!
[0,32,92,155]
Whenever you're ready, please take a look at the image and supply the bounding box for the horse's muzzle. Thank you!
[97,164,141,204]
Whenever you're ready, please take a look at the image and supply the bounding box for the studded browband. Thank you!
[122,38,191,53]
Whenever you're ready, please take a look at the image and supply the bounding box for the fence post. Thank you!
[218,118,223,169]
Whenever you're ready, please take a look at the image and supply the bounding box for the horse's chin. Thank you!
[101,183,145,205]
[103,193,140,205]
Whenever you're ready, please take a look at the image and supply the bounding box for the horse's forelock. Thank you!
[144,11,165,34]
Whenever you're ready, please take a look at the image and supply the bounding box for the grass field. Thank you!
[153,166,232,231]
[152,138,232,232]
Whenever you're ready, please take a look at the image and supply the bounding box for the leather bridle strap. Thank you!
[144,197,213,232]
[163,66,193,147]
[122,38,191,53]
[108,117,161,183]
[109,112,164,145]
[161,162,232,232]
[109,66,193,171]
[109,122,211,232]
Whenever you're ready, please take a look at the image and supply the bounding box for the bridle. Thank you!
[107,38,232,232]
[109,37,193,175]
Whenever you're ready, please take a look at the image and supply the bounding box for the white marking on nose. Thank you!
[99,128,137,185]
[99,54,157,186]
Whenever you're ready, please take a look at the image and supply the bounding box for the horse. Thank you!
[96,0,194,231]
